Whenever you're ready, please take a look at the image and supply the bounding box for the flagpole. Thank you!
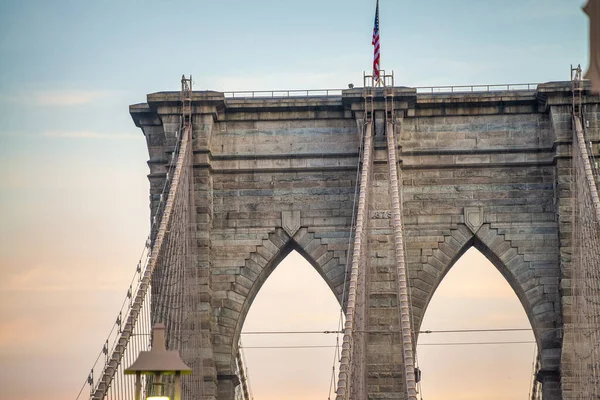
[372,0,381,86]
[378,0,381,87]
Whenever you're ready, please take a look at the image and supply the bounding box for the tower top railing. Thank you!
[223,89,343,98]
[222,83,540,99]
[414,83,539,93]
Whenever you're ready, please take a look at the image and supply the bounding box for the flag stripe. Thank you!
[372,0,380,79]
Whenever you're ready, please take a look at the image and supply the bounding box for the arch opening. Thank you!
[417,247,536,400]
[239,250,342,400]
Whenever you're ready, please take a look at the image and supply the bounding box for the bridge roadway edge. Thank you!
[129,82,600,400]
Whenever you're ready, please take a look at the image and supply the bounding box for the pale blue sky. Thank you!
[0,0,590,399]
[0,0,589,141]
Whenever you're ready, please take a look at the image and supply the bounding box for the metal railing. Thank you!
[222,83,540,99]
[224,89,343,98]
[414,83,538,94]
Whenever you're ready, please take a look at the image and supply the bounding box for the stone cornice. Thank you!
[131,81,600,126]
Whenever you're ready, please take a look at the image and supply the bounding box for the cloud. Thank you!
[0,168,27,189]
[1,265,127,292]
[0,129,138,140]
[0,317,39,349]
[41,130,138,139]
[34,89,115,106]
[206,71,353,92]
[2,89,119,106]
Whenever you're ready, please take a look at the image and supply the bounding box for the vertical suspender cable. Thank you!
[90,126,191,400]
[336,122,373,399]
[385,121,418,400]
[571,115,600,397]
[332,116,366,398]
[574,117,600,223]
[236,344,250,400]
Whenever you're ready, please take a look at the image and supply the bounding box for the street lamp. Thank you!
[125,323,192,400]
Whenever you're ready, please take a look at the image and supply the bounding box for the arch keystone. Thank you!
[281,210,301,236]
[464,206,484,233]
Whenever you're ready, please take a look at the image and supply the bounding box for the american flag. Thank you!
[372,0,381,80]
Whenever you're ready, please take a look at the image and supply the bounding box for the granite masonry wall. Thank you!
[130,82,600,400]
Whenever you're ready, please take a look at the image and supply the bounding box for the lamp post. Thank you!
[125,323,192,400]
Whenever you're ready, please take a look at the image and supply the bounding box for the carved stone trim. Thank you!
[281,211,301,237]
[464,207,484,233]
[370,210,392,219]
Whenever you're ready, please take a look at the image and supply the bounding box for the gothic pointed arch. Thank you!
[411,223,561,363]
[213,226,348,379]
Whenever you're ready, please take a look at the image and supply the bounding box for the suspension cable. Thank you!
[78,77,196,400]
[335,121,374,399]
[331,112,367,398]
[386,119,418,400]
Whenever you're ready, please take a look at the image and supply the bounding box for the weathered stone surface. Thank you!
[464,206,484,233]
[281,210,301,237]
[130,82,600,400]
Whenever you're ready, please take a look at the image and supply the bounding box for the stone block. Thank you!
[131,86,590,400]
